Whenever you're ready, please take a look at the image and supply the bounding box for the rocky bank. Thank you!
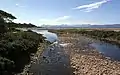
[59,33,120,75]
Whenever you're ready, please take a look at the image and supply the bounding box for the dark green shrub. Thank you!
[0,56,15,74]
[0,31,46,73]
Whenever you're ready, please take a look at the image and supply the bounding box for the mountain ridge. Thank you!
[41,24,120,28]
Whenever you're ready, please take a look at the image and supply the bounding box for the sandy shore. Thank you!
[59,33,120,75]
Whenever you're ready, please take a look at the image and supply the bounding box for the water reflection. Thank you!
[32,29,58,43]
[90,41,120,61]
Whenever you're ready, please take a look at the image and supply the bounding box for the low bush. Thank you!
[0,31,46,73]
[0,56,15,74]
[54,29,120,41]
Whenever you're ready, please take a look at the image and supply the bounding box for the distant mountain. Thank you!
[41,24,90,28]
[41,24,120,28]
[89,24,120,28]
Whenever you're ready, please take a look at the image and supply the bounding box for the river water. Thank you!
[34,29,120,61]
[31,29,120,61]
[32,29,58,42]
[30,29,120,74]
[90,41,120,61]
[30,29,72,75]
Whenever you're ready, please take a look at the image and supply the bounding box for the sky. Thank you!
[0,0,120,26]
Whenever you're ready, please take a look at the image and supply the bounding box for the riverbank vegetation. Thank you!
[0,10,46,74]
[0,30,46,74]
[49,28,120,43]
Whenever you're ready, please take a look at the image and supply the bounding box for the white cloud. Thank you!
[38,16,99,25]
[15,3,26,7]
[39,16,71,25]
[15,4,19,6]
[73,0,111,12]
[55,16,70,21]
[14,16,99,26]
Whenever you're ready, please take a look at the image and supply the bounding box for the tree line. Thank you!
[0,10,37,33]
[0,10,46,74]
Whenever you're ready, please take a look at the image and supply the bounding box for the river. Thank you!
[32,29,120,61]
[90,40,120,61]
[30,29,72,75]
[30,29,120,74]
[32,29,58,42]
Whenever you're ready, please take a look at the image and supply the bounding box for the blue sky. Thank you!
[0,0,120,26]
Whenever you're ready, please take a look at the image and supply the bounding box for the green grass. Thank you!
[51,28,120,40]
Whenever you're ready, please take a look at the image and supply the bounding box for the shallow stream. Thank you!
[30,29,120,74]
